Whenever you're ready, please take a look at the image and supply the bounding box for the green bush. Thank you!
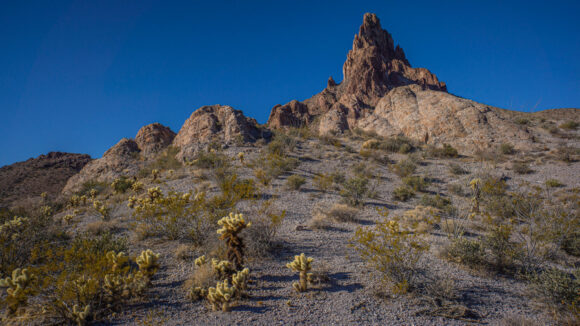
[340,177,369,207]
[380,136,414,153]
[448,163,469,175]
[393,186,415,202]
[286,175,306,191]
[419,194,453,213]
[512,162,532,174]
[545,179,564,188]
[515,117,529,125]
[499,143,515,155]
[392,159,417,178]
[444,237,485,267]
[111,176,134,194]
[402,176,430,192]
[350,209,429,294]
[559,120,579,130]
[427,144,459,158]
[529,268,579,307]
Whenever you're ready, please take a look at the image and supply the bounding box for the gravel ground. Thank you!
[65,132,580,326]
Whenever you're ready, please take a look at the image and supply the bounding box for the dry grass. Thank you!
[326,203,359,223]
[85,219,121,235]
[175,244,194,260]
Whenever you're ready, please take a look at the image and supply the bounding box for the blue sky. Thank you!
[1,0,579,166]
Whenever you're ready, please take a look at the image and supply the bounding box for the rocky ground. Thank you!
[47,127,578,326]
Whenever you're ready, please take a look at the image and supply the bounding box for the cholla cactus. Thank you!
[151,169,160,181]
[103,274,130,304]
[286,253,314,292]
[0,216,28,241]
[211,259,235,280]
[136,249,160,281]
[469,178,481,214]
[194,255,207,267]
[63,214,75,225]
[147,187,162,200]
[217,213,251,270]
[0,268,37,314]
[231,268,250,296]
[89,189,98,200]
[237,152,245,164]
[207,279,236,312]
[92,200,110,220]
[106,251,129,273]
[131,181,144,192]
[127,195,138,209]
[71,304,90,326]
[40,192,48,203]
[41,205,53,217]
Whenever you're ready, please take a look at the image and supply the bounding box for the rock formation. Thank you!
[63,123,176,193]
[173,105,268,161]
[267,12,535,153]
[267,12,446,132]
[135,123,176,156]
[0,152,91,207]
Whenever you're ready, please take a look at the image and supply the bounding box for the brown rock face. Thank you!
[0,152,91,207]
[135,123,176,156]
[267,13,446,131]
[63,138,142,193]
[173,105,268,160]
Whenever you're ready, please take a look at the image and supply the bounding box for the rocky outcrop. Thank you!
[173,105,268,161]
[135,123,176,156]
[63,122,176,193]
[0,152,91,207]
[63,138,142,193]
[267,13,446,132]
[357,84,532,153]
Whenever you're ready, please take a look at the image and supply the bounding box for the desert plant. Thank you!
[381,136,414,153]
[231,268,250,298]
[326,203,359,223]
[499,143,515,155]
[286,253,314,292]
[402,175,430,192]
[512,162,532,174]
[340,176,369,207]
[545,179,563,188]
[136,249,160,283]
[244,199,286,257]
[392,159,416,178]
[92,200,110,220]
[286,175,306,191]
[217,213,251,270]
[111,176,134,194]
[419,194,453,213]
[393,186,415,202]
[313,173,334,193]
[0,268,37,315]
[207,279,236,312]
[515,117,529,125]
[448,163,469,175]
[559,120,579,130]
[444,237,485,267]
[528,268,579,309]
[427,144,459,158]
[350,209,429,294]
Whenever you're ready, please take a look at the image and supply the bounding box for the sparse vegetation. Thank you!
[393,186,415,202]
[286,175,306,190]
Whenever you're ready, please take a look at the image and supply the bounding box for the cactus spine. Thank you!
[217,213,251,270]
[286,253,314,292]
[136,249,160,282]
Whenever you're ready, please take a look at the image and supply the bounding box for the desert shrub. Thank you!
[448,163,469,175]
[499,143,515,155]
[515,117,529,125]
[111,176,135,194]
[512,162,532,174]
[319,134,342,147]
[398,206,441,233]
[329,170,346,185]
[545,179,564,188]
[326,203,359,223]
[211,175,257,213]
[245,200,286,257]
[77,180,108,197]
[528,268,579,310]
[427,144,459,158]
[559,120,579,130]
[287,126,313,140]
[380,136,414,153]
[350,209,429,293]
[392,159,417,178]
[340,177,369,207]
[130,188,209,241]
[359,149,389,164]
[481,222,520,272]
[190,150,230,170]
[309,210,332,230]
[263,153,300,178]
[402,175,430,192]
[361,139,380,150]
[448,183,465,196]
[254,168,272,186]
[286,175,306,191]
[444,237,485,267]
[151,146,182,170]
[562,233,580,257]
[313,173,334,193]
[393,186,415,202]
[267,132,296,156]
[419,194,453,213]
[351,162,375,178]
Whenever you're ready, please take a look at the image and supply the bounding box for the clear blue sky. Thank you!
[1,0,579,166]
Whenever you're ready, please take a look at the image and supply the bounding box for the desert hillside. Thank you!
[0,13,579,326]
